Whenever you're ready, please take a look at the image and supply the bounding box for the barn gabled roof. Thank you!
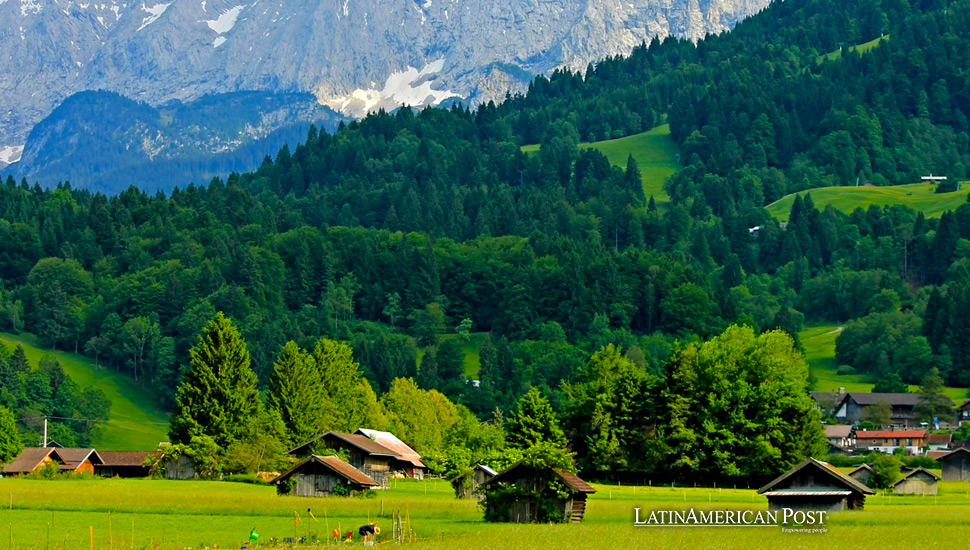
[847,463,872,477]
[355,429,426,469]
[287,432,397,458]
[758,457,875,496]
[891,467,941,486]
[1,447,63,474]
[272,455,380,487]
[98,451,161,467]
[935,447,970,462]
[481,461,596,494]
[55,448,104,471]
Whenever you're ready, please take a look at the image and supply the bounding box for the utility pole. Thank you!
[43,417,48,447]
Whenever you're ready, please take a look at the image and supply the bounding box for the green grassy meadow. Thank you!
[416,333,487,379]
[799,325,967,401]
[521,124,680,205]
[0,333,169,451]
[766,183,969,221]
[2,477,970,550]
[817,35,890,63]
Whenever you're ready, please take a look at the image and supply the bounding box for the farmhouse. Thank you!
[810,391,843,415]
[758,457,874,511]
[957,399,970,425]
[834,392,940,426]
[480,462,596,523]
[936,447,970,481]
[273,455,379,497]
[824,424,854,449]
[289,431,396,487]
[855,429,927,454]
[96,451,160,478]
[2,447,65,475]
[927,433,952,451]
[847,464,873,486]
[450,463,497,499]
[891,467,940,495]
[355,428,427,479]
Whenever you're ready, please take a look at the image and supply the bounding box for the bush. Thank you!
[836,365,856,375]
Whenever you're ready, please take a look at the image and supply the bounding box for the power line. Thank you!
[16,415,168,426]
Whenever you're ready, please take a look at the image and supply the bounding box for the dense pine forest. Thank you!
[2,0,970,480]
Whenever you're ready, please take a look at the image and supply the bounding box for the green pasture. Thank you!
[817,35,890,63]
[2,477,970,549]
[416,333,487,379]
[799,325,967,401]
[766,183,969,221]
[521,124,680,205]
[0,333,169,451]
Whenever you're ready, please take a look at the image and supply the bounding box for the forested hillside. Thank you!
[1,0,970,479]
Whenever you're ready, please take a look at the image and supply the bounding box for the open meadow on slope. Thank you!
[521,124,679,205]
[2,478,970,550]
[766,183,969,222]
[0,333,169,450]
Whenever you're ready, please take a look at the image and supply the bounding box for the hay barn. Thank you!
[480,462,596,523]
[273,455,379,497]
[758,458,874,511]
[937,447,970,481]
[451,463,497,499]
[891,467,940,495]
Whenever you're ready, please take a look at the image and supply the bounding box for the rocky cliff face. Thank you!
[0,0,767,174]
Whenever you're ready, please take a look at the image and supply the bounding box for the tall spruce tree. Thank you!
[266,341,324,445]
[506,387,567,450]
[169,312,259,447]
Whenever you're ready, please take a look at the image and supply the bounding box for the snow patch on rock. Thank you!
[0,145,24,166]
[205,5,245,34]
[321,58,460,117]
[137,3,171,32]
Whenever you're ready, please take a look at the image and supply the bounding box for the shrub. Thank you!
[836,365,856,375]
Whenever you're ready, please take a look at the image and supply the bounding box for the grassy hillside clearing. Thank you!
[799,325,967,402]
[0,332,169,450]
[767,183,969,221]
[417,332,487,379]
[817,35,890,63]
[2,477,970,549]
[521,124,680,205]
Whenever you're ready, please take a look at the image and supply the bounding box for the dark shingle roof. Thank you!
[55,448,103,471]
[273,455,379,487]
[838,392,955,408]
[288,432,397,457]
[98,451,160,467]
[1,447,60,474]
[891,467,941,485]
[758,458,875,496]
[482,462,596,494]
[935,447,970,462]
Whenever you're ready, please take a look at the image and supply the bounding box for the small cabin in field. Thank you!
[164,454,196,479]
[937,447,970,481]
[847,464,873,487]
[55,448,104,474]
[758,457,874,511]
[451,463,497,499]
[355,428,427,479]
[96,451,160,478]
[273,455,380,497]
[288,431,396,487]
[2,447,65,475]
[891,467,940,495]
[480,462,596,523]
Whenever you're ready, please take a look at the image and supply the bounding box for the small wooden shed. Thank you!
[891,467,940,495]
[451,464,497,499]
[273,455,380,497]
[96,451,160,478]
[847,464,873,487]
[479,462,596,523]
[936,447,970,481]
[289,432,396,487]
[758,457,874,511]
[356,429,428,479]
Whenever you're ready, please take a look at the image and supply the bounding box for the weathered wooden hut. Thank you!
[479,462,596,523]
[164,454,196,479]
[936,447,970,481]
[758,458,875,511]
[891,467,940,495]
[288,432,396,487]
[55,448,104,474]
[847,464,873,487]
[273,455,380,497]
[1,447,65,475]
[96,451,160,478]
[356,429,427,479]
[451,464,497,499]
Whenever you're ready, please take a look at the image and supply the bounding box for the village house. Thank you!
[957,399,970,425]
[927,433,952,452]
[273,455,379,497]
[480,462,596,523]
[824,425,854,449]
[758,457,875,511]
[847,464,873,487]
[891,468,940,495]
[450,463,497,499]
[355,429,427,479]
[854,429,928,454]
[833,392,941,427]
[95,451,160,478]
[288,431,396,487]
[936,447,970,481]
[2,447,65,475]
[55,448,104,474]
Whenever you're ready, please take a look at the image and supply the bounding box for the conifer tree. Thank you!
[169,312,259,447]
[266,341,324,445]
[506,387,567,450]
[0,405,22,464]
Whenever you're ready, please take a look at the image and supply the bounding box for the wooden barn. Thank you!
[451,464,497,499]
[936,447,970,481]
[96,451,160,478]
[891,467,940,495]
[758,458,874,511]
[479,462,596,523]
[356,429,427,479]
[164,454,196,479]
[2,447,65,475]
[847,464,873,487]
[55,448,104,474]
[288,431,396,487]
[273,455,379,497]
